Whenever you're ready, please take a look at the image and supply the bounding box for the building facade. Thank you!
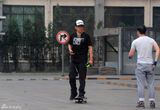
[0,0,160,73]
[1,0,160,30]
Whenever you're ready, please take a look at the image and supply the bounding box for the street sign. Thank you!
[56,31,70,44]
[56,31,70,76]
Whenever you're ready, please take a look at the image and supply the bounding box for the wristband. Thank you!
[152,61,157,66]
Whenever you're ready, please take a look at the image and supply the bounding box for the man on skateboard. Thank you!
[68,20,93,101]
[129,25,159,108]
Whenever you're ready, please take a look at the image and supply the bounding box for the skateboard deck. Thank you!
[75,97,87,104]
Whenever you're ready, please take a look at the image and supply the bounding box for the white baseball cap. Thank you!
[75,20,84,26]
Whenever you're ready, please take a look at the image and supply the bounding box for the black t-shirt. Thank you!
[68,32,92,63]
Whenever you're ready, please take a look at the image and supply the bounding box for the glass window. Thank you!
[24,7,35,14]
[53,6,94,31]
[12,15,23,26]
[3,25,8,32]
[104,7,144,28]
[12,6,23,14]
[3,5,44,36]
[153,7,160,28]
[24,15,35,23]
[3,6,10,14]
[19,25,23,35]
[3,15,10,26]
[36,7,44,14]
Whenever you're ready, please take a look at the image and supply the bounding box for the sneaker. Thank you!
[150,101,155,109]
[136,101,145,108]
[78,95,85,99]
[77,96,87,100]
[70,95,77,100]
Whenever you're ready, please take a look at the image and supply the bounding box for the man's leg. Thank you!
[78,62,87,97]
[135,64,145,102]
[69,63,78,99]
[146,70,155,101]
[145,64,155,108]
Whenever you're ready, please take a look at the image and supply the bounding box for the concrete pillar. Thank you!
[0,0,3,32]
[145,0,152,27]
[0,0,5,36]
[94,0,105,66]
[94,0,104,29]
[0,0,4,67]
[45,0,52,29]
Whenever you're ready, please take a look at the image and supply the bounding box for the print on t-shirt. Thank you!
[73,38,84,45]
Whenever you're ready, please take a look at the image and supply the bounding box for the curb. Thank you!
[103,81,160,91]
[0,78,55,81]
[63,77,160,81]
[0,77,137,81]
[0,77,159,81]
[63,77,137,80]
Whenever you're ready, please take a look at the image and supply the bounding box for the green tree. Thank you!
[1,34,10,72]
[7,17,21,72]
[53,4,63,46]
[67,8,77,34]
[47,22,56,64]
[53,4,63,63]
[23,18,34,71]
[63,8,77,66]
[33,9,46,71]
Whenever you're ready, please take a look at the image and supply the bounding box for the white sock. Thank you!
[139,98,145,102]
[149,98,155,102]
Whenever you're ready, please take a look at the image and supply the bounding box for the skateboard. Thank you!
[75,97,87,104]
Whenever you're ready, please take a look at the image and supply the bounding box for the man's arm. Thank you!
[129,41,136,59]
[68,44,75,55]
[153,43,160,62]
[128,48,135,59]
[152,43,160,70]
[88,46,93,65]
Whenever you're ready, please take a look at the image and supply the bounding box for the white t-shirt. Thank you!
[131,36,157,64]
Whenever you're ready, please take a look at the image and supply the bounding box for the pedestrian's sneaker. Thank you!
[150,101,155,109]
[136,101,145,108]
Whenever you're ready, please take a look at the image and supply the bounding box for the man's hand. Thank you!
[128,48,135,59]
[152,43,159,71]
[88,59,93,66]
[68,44,75,55]
[69,49,75,55]
[152,65,156,70]
[88,46,93,65]
[128,56,132,59]
[152,61,157,71]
